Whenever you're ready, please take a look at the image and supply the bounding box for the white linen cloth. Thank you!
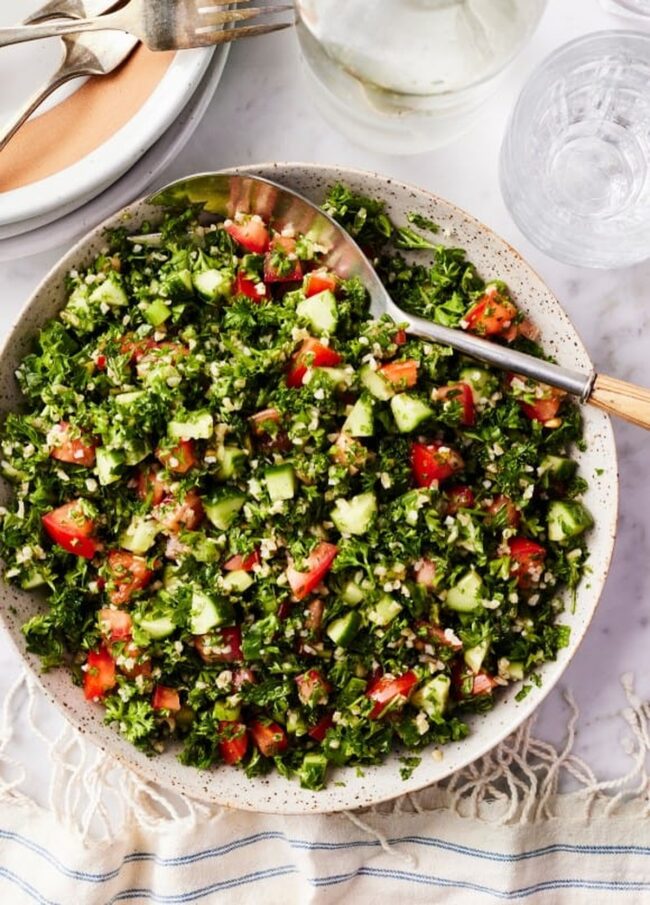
[2,670,650,905]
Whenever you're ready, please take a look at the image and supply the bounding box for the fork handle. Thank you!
[588,374,650,430]
[0,10,128,47]
[0,65,85,152]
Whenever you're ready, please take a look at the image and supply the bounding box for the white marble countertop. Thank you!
[1,0,649,788]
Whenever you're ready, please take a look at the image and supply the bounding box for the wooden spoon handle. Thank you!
[588,374,650,429]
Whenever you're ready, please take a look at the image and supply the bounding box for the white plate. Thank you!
[0,164,618,814]
[0,46,229,258]
[0,0,213,228]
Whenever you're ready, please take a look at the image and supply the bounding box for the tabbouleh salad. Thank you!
[0,185,593,790]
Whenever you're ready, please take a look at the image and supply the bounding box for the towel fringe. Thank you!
[2,669,650,845]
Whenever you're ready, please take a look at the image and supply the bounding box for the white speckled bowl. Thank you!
[0,164,618,814]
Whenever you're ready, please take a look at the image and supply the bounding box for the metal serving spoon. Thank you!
[143,172,650,431]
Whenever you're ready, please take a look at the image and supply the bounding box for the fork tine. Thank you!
[190,20,293,45]
[196,5,294,30]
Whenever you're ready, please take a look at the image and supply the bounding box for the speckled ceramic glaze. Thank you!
[0,164,618,814]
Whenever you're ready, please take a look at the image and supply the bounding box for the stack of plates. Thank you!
[0,1,230,261]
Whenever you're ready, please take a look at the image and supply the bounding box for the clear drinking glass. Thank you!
[500,31,650,268]
[294,0,548,155]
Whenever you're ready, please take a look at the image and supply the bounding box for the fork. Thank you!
[0,1,135,152]
[0,0,295,51]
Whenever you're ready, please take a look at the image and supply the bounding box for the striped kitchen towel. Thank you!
[2,670,650,905]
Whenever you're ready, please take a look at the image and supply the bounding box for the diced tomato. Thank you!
[507,374,564,424]
[486,494,520,528]
[83,646,117,700]
[250,408,281,434]
[295,669,332,706]
[120,643,153,679]
[434,383,475,426]
[415,558,438,590]
[98,608,133,642]
[155,490,204,533]
[250,720,288,757]
[152,685,181,712]
[264,236,303,283]
[120,335,157,363]
[235,270,266,301]
[194,626,243,663]
[49,422,96,467]
[225,214,270,254]
[393,329,408,346]
[445,485,476,515]
[232,667,256,689]
[508,536,547,589]
[286,338,342,388]
[308,713,334,742]
[379,359,419,389]
[415,621,463,652]
[106,550,154,606]
[136,464,168,507]
[453,662,498,698]
[219,720,249,765]
[95,354,107,371]
[286,542,338,600]
[305,598,324,633]
[366,670,418,719]
[410,441,464,488]
[224,549,260,572]
[157,439,197,474]
[42,500,100,559]
[464,287,518,338]
[303,270,338,298]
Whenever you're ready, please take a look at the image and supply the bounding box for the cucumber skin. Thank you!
[326,610,362,647]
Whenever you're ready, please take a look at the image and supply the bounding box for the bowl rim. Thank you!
[0,162,619,814]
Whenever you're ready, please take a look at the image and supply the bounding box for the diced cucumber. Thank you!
[547,500,593,543]
[169,410,214,441]
[360,364,394,401]
[264,463,296,501]
[390,394,433,433]
[61,288,96,331]
[89,274,128,307]
[95,448,124,486]
[192,269,232,302]
[163,565,181,590]
[342,395,374,438]
[286,709,308,736]
[144,299,172,327]
[120,516,160,554]
[445,569,484,612]
[464,637,490,673]
[115,390,146,408]
[162,268,193,300]
[411,674,451,719]
[222,570,254,593]
[539,455,578,482]
[458,366,497,402]
[21,569,47,590]
[141,363,180,387]
[296,289,338,335]
[342,580,364,606]
[298,752,328,790]
[123,440,150,466]
[188,535,222,563]
[313,366,355,389]
[189,590,234,635]
[367,594,403,627]
[138,614,176,640]
[213,699,241,721]
[331,491,377,536]
[217,446,247,480]
[204,493,246,531]
[502,660,524,681]
[326,610,362,647]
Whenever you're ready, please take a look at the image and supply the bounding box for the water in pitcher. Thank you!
[296,0,547,153]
